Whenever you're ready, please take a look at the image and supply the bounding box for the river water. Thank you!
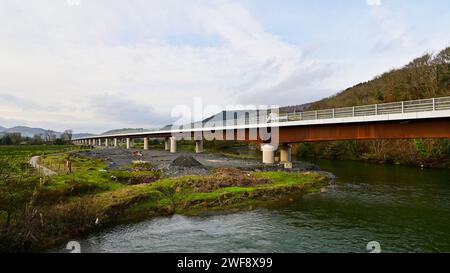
[72,159,450,253]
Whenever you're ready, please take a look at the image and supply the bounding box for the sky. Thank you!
[0,0,450,133]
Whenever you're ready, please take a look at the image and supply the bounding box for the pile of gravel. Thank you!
[170,156,205,168]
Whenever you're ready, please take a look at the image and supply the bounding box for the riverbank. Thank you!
[0,146,331,252]
[292,140,450,169]
[54,155,450,253]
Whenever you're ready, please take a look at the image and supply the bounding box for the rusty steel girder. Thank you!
[278,118,450,143]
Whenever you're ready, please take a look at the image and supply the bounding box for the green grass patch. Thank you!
[0,145,83,161]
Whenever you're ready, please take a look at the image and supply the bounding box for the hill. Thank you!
[100,128,149,135]
[73,133,96,139]
[309,47,450,110]
[2,126,59,138]
[293,46,450,168]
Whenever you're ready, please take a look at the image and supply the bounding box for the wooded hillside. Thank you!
[310,47,450,110]
[294,47,450,168]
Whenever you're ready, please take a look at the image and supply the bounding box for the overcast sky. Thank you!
[1,0,449,133]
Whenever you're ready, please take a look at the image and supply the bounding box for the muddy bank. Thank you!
[74,148,321,178]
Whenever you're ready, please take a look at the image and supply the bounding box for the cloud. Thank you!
[367,2,412,53]
[0,93,60,112]
[4,0,446,133]
[0,0,332,133]
[87,93,172,128]
[366,0,382,7]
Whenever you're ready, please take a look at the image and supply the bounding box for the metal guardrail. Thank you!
[215,96,450,127]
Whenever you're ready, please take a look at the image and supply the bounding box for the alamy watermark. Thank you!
[169,97,281,148]
[367,241,381,253]
[67,0,81,6]
[66,241,81,253]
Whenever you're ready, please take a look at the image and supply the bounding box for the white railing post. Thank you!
[332,108,335,118]
[315,111,318,119]
[401,101,405,113]
[433,98,436,111]
[375,104,378,115]
[352,106,355,117]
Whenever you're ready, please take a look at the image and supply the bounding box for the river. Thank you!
[69,158,450,253]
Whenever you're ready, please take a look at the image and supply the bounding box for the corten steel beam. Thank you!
[278,118,450,143]
[175,119,450,143]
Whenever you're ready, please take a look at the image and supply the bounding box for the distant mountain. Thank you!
[2,126,59,138]
[0,125,94,139]
[100,128,149,135]
[73,133,96,138]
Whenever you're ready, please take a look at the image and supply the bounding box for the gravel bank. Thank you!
[74,148,321,177]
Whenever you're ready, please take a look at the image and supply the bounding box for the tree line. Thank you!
[0,130,73,145]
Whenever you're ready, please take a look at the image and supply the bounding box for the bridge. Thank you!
[73,96,450,166]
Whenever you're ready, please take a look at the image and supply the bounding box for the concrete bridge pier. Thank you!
[126,138,131,149]
[98,139,102,146]
[261,144,276,165]
[280,144,292,163]
[144,137,149,150]
[114,138,118,147]
[105,139,109,147]
[170,137,177,153]
[195,140,204,154]
[165,138,170,151]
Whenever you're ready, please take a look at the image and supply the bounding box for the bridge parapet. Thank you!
[266,96,450,124]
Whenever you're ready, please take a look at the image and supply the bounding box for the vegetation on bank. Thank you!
[0,145,329,252]
[293,139,450,168]
[287,46,450,168]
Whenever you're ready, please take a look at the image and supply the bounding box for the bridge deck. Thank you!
[74,96,450,142]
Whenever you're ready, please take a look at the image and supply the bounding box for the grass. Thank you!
[94,170,329,218]
[0,145,82,161]
[0,145,330,252]
[39,152,122,195]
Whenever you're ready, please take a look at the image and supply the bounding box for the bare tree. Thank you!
[44,130,55,142]
[372,139,388,160]
[61,130,73,142]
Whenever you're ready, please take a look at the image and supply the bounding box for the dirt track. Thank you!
[29,156,57,176]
